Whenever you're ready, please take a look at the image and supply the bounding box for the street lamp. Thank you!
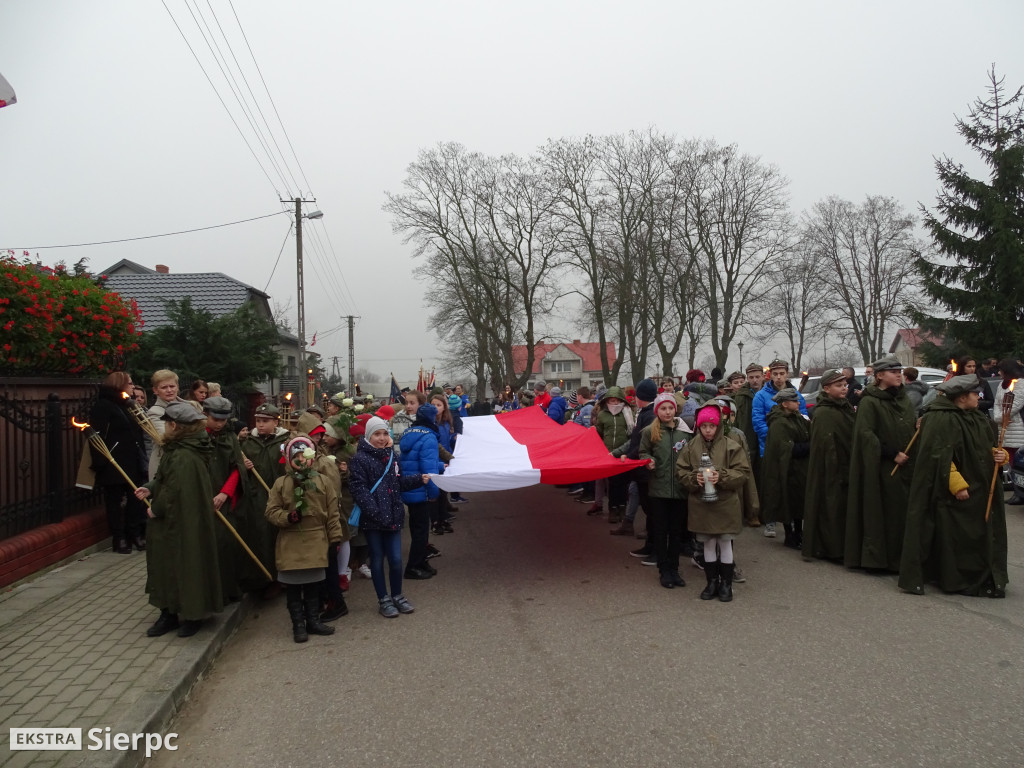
[738,341,744,371]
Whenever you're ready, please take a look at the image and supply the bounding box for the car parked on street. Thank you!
[799,367,948,410]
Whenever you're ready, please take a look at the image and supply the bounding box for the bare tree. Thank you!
[804,195,925,363]
[750,239,835,371]
[681,141,793,370]
[384,143,562,397]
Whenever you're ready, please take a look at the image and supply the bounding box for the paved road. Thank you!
[151,486,1024,768]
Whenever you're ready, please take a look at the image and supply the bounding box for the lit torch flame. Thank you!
[284,393,293,402]
[1010,379,1017,393]
[71,417,90,431]
[801,371,808,377]
[121,391,130,400]
[950,359,957,373]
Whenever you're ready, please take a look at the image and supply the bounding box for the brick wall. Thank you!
[0,505,107,588]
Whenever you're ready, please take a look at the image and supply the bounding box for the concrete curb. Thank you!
[83,596,250,768]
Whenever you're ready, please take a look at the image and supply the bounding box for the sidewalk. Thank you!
[0,550,246,768]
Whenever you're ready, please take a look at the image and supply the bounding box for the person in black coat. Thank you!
[89,371,149,553]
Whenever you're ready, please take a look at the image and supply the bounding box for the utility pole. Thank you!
[282,196,321,408]
[346,315,357,394]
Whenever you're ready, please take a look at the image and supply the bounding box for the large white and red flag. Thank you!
[429,406,646,492]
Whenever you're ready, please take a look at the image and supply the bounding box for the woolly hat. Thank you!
[567,390,579,408]
[653,392,678,413]
[634,378,658,402]
[533,379,547,391]
[695,405,721,428]
[284,435,316,466]
[364,416,389,439]
[550,386,562,396]
[448,394,463,409]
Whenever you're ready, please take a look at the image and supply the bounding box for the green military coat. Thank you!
[208,428,249,602]
[760,407,811,526]
[265,472,342,572]
[844,384,916,571]
[238,427,289,586]
[898,397,1008,596]
[144,431,223,620]
[676,430,750,535]
[803,395,856,560]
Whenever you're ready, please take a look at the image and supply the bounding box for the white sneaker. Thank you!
[763,523,777,538]
[358,564,372,579]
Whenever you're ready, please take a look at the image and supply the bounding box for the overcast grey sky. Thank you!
[2,1,1022,381]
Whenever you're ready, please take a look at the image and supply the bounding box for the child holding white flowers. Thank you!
[265,435,342,643]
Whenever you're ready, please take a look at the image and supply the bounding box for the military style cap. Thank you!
[728,370,745,382]
[870,354,903,373]
[820,369,846,386]
[772,387,799,403]
[202,396,233,419]
[745,362,763,374]
[329,392,347,407]
[254,403,281,418]
[935,374,983,398]
[161,401,206,423]
[768,358,790,371]
[717,379,731,390]
[323,421,340,440]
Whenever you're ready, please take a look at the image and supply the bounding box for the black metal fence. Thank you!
[0,380,102,540]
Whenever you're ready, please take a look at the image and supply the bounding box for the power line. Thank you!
[229,0,314,194]
[312,219,360,314]
[7,211,288,250]
[160,0,281,195]
[183,0,292,194]
[262,220,293,292]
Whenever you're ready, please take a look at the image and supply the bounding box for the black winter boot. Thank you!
[304,591,335,636]
[700,562,721,600]
[718,563,735,602]
[146,609,179,637]
[792,519,804,549]
[286,586,307,643]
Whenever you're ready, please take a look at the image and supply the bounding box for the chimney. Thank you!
[572,339,581,345]
[155,264,169,274]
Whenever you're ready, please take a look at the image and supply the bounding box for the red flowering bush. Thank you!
[0,251,142,375]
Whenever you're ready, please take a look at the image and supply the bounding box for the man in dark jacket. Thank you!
[612,378,658,553]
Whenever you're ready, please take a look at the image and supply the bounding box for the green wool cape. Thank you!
[760,407,810,526]
[144,431,223,620]
[844,384,917,571]
[239,427,290,587]
[208,428,249,602]
[802,395,856,560]
[898,397,1008,596]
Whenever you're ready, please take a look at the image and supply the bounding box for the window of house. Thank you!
[549,361,574,373]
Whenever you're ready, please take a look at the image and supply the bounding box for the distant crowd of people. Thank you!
[83,353,1017,641]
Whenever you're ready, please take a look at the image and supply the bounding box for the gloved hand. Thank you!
[287,509,302,524]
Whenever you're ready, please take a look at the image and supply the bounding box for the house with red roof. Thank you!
[511,340,616,391]
[889,327,944,367]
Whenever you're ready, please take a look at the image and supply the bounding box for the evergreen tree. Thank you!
[915,67,1024,357]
